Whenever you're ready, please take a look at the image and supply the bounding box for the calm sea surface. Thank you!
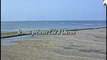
[1,21,106,46]
[1,21,106,32]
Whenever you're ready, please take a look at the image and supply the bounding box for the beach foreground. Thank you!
[1,28,106,60]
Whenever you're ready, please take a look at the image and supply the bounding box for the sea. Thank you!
[1,21,106,33]
[1,21,106,46]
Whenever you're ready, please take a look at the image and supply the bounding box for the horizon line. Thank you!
[1,20,106,21]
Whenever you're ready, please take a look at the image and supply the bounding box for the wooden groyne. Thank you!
[66,27,106,31]
[1,34,28,39]
[1,27,106,39]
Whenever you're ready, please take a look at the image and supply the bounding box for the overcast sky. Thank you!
[1,0,106,21]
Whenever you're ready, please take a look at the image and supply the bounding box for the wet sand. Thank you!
[1,28,106,60]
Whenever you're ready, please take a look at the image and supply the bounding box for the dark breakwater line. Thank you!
[67,27,106,31]
[1,27,106,39]
[1,34,28,39]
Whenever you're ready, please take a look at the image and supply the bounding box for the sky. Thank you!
[1,0,106,21]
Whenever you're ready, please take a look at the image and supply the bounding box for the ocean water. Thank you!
[1,21,106,32]
[1,21,106,46]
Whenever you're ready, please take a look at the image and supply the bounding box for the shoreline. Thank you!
[1,27,106,39]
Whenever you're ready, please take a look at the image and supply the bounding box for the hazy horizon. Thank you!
[1,20,106,22]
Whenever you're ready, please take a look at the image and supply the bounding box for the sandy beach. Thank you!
[1,28,106,60]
